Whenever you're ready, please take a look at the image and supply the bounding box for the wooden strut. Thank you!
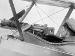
[12,1,35,41]
[18,1,35,41]
[19,1,35,22]
[9,0,24,40]
[56,3,74,36]
[17,1,35,41]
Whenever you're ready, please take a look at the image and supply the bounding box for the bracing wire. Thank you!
[36,5,65,25]
[35,5,42,17]
[31,7,56,25]
[34,4,44,24]
[25,11,35,24]
[32,4,65,26]
[35,5,59,26]
[35,4,66,17]
[27,15,33,24]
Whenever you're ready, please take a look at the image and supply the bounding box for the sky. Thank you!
[0,0,75,36]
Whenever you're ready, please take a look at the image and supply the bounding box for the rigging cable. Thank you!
[34,4,44,24]
[35,4,58,26]
[33,4,65,26]
[28,15,33,24]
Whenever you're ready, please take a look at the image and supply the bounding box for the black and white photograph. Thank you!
[0,0,75,56]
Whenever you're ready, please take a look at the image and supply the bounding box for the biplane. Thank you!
[0,0,75,56]
[0,0,75,42]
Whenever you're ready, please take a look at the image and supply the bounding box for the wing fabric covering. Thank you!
[23,0,75,8]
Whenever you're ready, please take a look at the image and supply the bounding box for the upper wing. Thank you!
[23,0,75,8]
